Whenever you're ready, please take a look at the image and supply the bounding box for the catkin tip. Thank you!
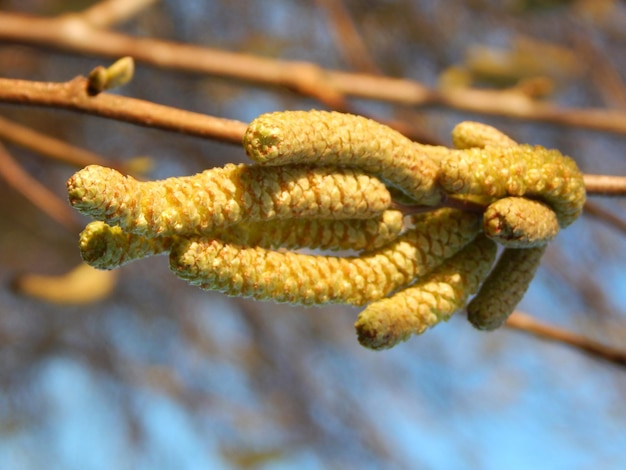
[243,119,282,162]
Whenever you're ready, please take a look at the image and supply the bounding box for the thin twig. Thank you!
[0,114,114,169]
[506,311,626,368]
[0,76,248,144]
[583,201,626,235]
[1,11,626,134]
[315,0,381,74]
[583,174,626,196]
[0,141,79,231]
[71,0,159,29]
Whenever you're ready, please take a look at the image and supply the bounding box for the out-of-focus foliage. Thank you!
[1,1,626,469]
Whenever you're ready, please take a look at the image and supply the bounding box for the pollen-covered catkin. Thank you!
[169,209,481,306]
[467,245,547,331]
[220,210,404,251]
[80,221,173,270]
[67,164,392,237]
[355,235,497,350]
[451,121,517,149]
[438,145,585,227]
[243,110,444,205]
[483,197,559,248]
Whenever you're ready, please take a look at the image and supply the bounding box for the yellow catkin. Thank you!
[438,144,586,227]
[220,210,405,251]
[467,246,547,331]
[483,197,559,248]
[169,209,481,306]
[79,221,173,270]
[355,235,497,350]
[67,163,391,237]
[243,110,444,205]
[451,121,518,149]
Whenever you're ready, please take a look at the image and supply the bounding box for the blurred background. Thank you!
[1,0,626,468]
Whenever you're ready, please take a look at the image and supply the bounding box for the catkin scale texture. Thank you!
[243,110,444,205]
[67,164,392,237]
[438,145,585,227]
[170,209,481,305]
[483,197,559,247]
[355,235,497,349]
[220,210,404,251]
[467,246,546,331]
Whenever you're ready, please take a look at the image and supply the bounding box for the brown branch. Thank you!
[0,76,248,145]
[0,114,113,168]
[506,311,626,368]
[583,201,626,235]
[315,0,381,75]
[583,174,626,196]
[0,141,79,231]
[72,0,158,29]
[1,11,626,134]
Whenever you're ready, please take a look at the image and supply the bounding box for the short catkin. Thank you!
[80,221,173,270]
[483,197,560,248]
[467,246,547,331]
[169,209,482,306]
[355,235,497,350]
[243,110,444,205]
[67,163,392,237]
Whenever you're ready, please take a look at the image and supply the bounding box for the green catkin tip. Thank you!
[451,121,518,149]
[483,197,560,248]
[67,163,392,237]
[79,221,172,270]
[243,110,444,205]
[467,245,547,331]
[355,235,497,350]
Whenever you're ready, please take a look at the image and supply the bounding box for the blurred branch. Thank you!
[0,114,113,169]
[1,11,626,133]
[315,0,381,74]
[70,0,159,29]
[67,0,158,28]
[583,201,626,235]
[583,174,626,196]
[0,141,79,231]
[506,311,626,368]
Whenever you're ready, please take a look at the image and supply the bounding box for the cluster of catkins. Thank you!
[66,110,586,350]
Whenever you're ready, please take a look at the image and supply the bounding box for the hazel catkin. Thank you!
[169,209,481,306]
[438,145,585,227]
[67,163,392,237]
[356,235,497,350]
[467,246,547,331]
[243,110,444,205]
[483,197,560,248]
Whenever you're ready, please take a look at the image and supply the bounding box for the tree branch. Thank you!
[71,0,159,29]
[506,311,626,368]
[0,114,114,169]
[0,76,248,144]
[583,174,626,196]
[1,11,626,133]
[0,141,79,231]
